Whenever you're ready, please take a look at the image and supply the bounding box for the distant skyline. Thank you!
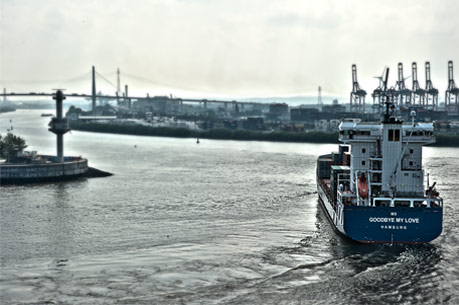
[1,0,458,101]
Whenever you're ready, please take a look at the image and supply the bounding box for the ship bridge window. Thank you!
[395,129,400,141]
[362,148,366,153]
[410,149,414,154]
[388,129,400,141]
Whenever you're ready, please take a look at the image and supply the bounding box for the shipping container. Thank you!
[317,157,333,179]
[332,152,343,164]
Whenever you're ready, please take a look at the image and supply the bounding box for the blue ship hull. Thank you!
[317,182,443,244]
[342,206,442,243]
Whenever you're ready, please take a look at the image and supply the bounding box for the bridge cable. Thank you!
[0,71,91,85]
[95,72,117,90]
[121,72,207,93]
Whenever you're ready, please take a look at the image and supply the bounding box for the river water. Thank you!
[1,110,459,304]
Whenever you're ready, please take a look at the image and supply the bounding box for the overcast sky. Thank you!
[0,0,458,100]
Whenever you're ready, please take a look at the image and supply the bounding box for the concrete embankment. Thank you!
[0,156,113,185]
[84,167,113,178]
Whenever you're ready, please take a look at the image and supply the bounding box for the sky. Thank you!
[0,0,458,101]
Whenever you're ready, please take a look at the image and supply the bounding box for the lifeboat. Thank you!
[358,173,368,199]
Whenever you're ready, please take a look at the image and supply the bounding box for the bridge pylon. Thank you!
[92,66,96,113]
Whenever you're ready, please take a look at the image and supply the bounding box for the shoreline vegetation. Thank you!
[70,122,459,147]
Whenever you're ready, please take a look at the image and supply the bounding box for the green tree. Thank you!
[0,132,28,161]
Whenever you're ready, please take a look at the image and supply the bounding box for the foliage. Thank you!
[69,122,459,147]
[0,132,28,160]
[70,122,340,144]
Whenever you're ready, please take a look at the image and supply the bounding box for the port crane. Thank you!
[350,64,367,113]
[371,67,387,113]
[411,62,425,106]
[395,63,411,107]
[424,61,439,110]
[445,60,459,114]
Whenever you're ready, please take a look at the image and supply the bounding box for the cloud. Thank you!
[0,0,457,99]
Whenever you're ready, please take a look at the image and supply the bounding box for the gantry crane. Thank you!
[350,64,367,113]
[411,62,425,106]
[445,60,459,114]
[395,63,411,107]
[371,67,386,113]
[425,61,439,110]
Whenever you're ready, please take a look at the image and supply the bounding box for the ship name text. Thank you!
[368,217,420,224]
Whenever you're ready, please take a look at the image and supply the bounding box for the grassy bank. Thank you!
[70,122,339,144]
[70,122,459,147]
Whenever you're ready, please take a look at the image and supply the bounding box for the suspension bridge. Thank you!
[1,66,266,112]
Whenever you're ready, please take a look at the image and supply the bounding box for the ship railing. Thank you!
[400,167,423,172]
[319,178,334,205]
[337,173,355,206]
[402,135,435,143]
[371,197,443,208]
[337,173,351,187]
[339,135,376,142]
[337,189,355,206]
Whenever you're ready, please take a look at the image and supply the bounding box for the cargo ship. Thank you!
[316,105,443,243]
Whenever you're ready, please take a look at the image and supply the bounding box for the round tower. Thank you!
[48,90,70,163]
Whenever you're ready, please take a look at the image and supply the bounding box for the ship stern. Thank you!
[343,206,443,244]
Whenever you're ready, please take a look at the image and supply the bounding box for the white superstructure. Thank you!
[338,115,437,206]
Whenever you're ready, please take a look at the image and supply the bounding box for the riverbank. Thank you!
[70,122,339,144]
[70,122,459,147]
[0,107,16,113]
